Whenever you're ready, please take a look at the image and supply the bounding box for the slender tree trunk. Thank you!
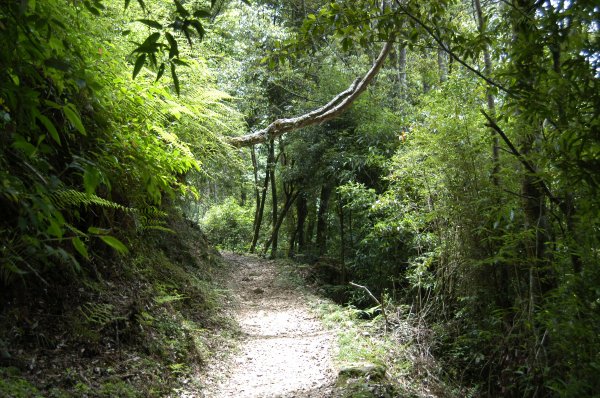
[263,190,299,258]
[296,193,308,252]
[437,46,447,83]
[473,0,500,185]
[269,140,278,256]
[288,225,297,257]
[316,184,333,256]
[397,44,407,91]
[250,146,271,253]
[511,0,553,299]
[546,21,583,275]
[251,145,260,232]
[305,198,316,247]
[338,197,347,284]
[473,0,507,307]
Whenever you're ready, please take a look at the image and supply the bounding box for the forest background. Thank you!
[0,0,598,396]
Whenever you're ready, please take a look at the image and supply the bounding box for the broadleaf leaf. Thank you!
[137,19,163,29]
[99,235,129,254]
[170,62,180,95]
[72,237,89,259]
[133,53,146,79]
[63,104,86,135]
[165,32,179,58]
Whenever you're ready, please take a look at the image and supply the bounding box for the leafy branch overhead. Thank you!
[125,0,213,93]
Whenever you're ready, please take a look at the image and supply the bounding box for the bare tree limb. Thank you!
[227,39,395,148]
[349,281,390,326]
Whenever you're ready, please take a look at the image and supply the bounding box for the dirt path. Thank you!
[201,253,338,398]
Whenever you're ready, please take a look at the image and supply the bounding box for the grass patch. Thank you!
[272,257,465,398]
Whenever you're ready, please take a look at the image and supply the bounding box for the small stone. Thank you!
[253,287,264,294]
[338,363,387,381]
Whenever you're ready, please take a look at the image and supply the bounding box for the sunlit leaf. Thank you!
[72,237,89,259]
[63,104,86,135]
[83,165,101,194]
[88,226,110,235]
[99,235,129,254]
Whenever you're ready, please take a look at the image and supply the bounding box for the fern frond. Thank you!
[50,189,130,212]
[80,302,124,329]
[131,205,170,233]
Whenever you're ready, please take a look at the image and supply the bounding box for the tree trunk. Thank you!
[263,190,299,258]
[316,184,333,256]
[250,145,271,253]
[398,46,406,84]
[338,197,347,284]
[473,0,500,186]
[437,46,447,83]
[511,0,553,299]
[296,193,308,252]
[269,140,278,256]
[305,197,316,247]
[394,44,407,105]
[251,145,260,232]
[288,224,297,257]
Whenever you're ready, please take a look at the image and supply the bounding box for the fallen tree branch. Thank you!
[349,281,390,327]
[227,39,395,147]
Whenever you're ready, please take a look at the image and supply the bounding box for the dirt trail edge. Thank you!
[200,253,339,398]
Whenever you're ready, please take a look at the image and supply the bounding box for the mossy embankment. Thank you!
[0,216,236,398]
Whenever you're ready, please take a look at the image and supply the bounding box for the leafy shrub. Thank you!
[200,197,253,251]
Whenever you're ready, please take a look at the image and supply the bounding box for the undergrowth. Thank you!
[0,216,235,397]
[275,258,471,398]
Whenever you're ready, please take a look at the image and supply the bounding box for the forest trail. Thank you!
[199,253,339,398]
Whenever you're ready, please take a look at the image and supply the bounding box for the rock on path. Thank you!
[201,253,338,398]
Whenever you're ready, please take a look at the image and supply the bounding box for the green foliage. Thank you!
[0,368,42,398]
[0,216,231,396]
[98,379,139,397]
[0,0,241,286]
[200,197,253,251]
